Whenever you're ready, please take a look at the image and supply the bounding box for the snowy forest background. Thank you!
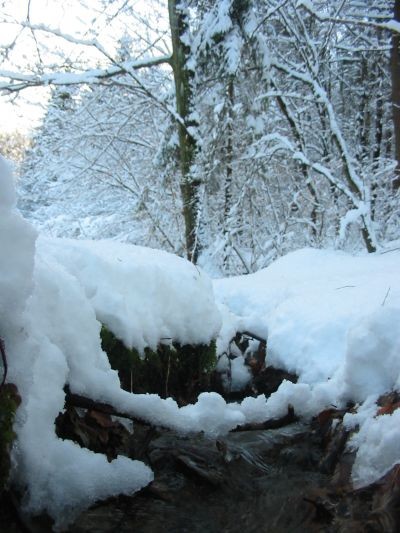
[1,0,399,275]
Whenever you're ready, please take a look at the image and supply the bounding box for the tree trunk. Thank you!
[224,76,234,227]
[391,0,400,190]
[168,0,201,263]
[223,76,235,269]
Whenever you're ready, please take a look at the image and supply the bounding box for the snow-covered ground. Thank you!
[1,155,400,528]
[214,247,400,487]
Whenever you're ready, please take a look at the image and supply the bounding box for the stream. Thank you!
[69,423,330,532]
[2,365,400,531]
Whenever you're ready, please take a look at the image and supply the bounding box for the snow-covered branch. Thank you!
[296,0,400,34]
[0,55,171,93]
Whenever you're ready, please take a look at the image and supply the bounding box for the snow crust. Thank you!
[2,154,400,526]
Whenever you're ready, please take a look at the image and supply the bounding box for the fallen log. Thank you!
[65,388,297,434]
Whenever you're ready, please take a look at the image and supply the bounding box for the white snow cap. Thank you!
[38,237,222,352]
[215,248,400,386]
[5,231,227,530]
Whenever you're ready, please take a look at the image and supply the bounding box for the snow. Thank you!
[224,29,243,74]
[338,202,368,243]
[347,408,400,488]
[0,55,172,91]
[215,248,399,385]
[192,0,233,54]
[230,356,252,392]
[385,20,400,33]
[0,157,37,342]
[191,0,245,75]
[214,247,400,486]
[296,0,400,35]
[2,156,400,525]
[1,158,244,529]
[38,237,221,353]
[341,307,400,403]
[0,155,16,208]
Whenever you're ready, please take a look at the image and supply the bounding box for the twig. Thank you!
[382,287,391,307]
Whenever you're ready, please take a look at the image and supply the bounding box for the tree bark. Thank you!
[168,0,201,263]
[223,76,235,269]
[391,0,400,190]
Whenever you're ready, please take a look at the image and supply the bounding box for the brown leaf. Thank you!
[85,409,116,429]
[377,402,400,416]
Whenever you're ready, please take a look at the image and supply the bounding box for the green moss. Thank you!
[0,384,21,492]
[100,326,217,403]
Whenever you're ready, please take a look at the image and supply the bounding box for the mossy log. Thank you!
[100,326,217,404]
[0,384,21,492]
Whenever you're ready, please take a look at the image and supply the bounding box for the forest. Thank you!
[0,1,400,531]
[1,0,398,273]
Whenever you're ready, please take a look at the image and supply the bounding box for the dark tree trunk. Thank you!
[391,0,400,190]
[223,76,235,269]
[168,0,201,263]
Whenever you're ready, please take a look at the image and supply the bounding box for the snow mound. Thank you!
[38,237,221,352]
[348,408,400,488]
[0,156,16,209]
[215,247,400,486]
[7,238,235,528]
[215,247,400,385]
